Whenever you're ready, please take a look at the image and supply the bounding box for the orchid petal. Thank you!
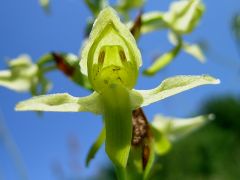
[15,92,102,114]
[135,75,220,107]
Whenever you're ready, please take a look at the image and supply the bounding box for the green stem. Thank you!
[37,53,54,67]
[41,65,57,73]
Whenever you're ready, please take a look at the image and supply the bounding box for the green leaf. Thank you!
[80,7,142,92]
[152,114,214,142]
[15,92,102,114]
[163,0,204,34]
[136,75,220,107]
[86,127,106,166]
[101,84,132,168]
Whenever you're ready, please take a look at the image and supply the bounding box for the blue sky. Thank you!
[0,0,240,179]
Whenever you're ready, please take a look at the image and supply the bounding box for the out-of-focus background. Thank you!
[0,0,240,179]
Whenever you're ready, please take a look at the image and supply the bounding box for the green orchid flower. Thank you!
[0,53,92,95]
[151,114,214,155]
[129,0,205,75]
[15,7,219,179]
[0,55,51,95]
[139,0,204,35]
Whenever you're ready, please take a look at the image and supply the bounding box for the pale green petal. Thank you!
[15,92,102,114]
[0,55,40,93]
[183,43,206,63]
[129,90,143,110]
[151,114,213,155]
[168,31,205,63]
[8,55,32,68]
[86,127,106,166]
[136,75,220,107]
[0,70,31,92]
[143,43,181,75]
[152,114,214,142]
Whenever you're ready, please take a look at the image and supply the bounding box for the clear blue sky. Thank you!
[0,0,240,179]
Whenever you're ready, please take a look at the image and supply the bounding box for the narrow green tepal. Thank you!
[143,42,182,75]
[101,84,132,168]
[152,114,214,142]
[86,127,106,167]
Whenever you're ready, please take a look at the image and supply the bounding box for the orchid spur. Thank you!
[15,7,219,179]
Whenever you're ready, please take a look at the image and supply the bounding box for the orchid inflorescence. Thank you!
[11,7,220,179]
